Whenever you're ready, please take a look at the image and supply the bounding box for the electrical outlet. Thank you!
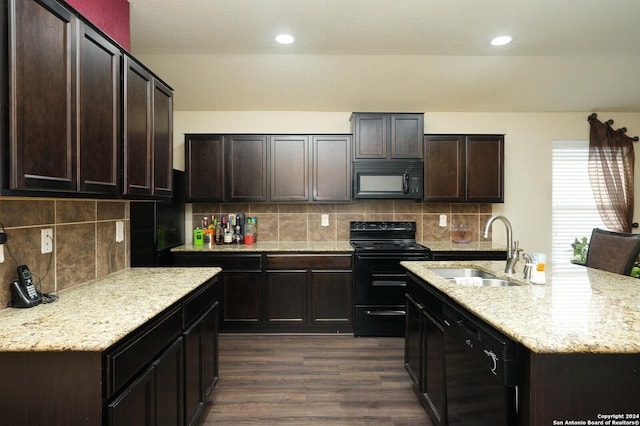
[41,229,53,254]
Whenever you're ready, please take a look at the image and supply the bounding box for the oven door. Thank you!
[354,252,431,305]
[353,161,423,200]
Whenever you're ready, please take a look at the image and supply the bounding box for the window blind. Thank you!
[552,140,606,271]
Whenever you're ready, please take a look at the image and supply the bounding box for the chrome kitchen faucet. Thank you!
[482,215,519,274]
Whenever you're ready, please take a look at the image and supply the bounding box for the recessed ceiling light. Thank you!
[275,34,295,45]
[491,35,512,46]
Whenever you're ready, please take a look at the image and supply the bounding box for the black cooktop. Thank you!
[349,221,430,252]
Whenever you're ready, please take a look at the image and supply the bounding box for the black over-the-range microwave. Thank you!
[352,161,423,200]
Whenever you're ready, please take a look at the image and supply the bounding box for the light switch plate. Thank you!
[321,214,329,227]
[439,214,447,227]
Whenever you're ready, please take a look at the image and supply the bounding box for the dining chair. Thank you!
[586,228,640,275]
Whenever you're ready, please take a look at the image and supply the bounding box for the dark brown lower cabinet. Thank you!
[265,254,352,333]
[405,278,446,426]
[184,302,219,425]
[108,337,184,426]
[174,252,352,333]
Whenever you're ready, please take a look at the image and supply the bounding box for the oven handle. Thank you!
[356,255,433,261]
[364,310,406,316]
[372,280,406,287]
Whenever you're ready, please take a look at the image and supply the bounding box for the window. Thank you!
[552,140,606,271]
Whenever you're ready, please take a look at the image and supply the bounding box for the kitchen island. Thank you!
[0,267,222,425]
[402,260,640,425]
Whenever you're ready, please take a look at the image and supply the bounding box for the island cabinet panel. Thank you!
[522,352,640,426]
[8,0,77,192]
[424,134,504,203]
[351,113,424,160]
[0,351,103,425]
[0,275,220,426]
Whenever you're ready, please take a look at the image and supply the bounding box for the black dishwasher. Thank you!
[442,304,518,426]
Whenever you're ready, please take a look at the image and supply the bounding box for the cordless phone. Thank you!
[9,265,42,308]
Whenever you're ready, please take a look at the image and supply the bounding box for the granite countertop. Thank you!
[171,241,506,253]
[0,267,221,352]
[172,241,355,253]
[401,260,640,354]
[426,242,507,252]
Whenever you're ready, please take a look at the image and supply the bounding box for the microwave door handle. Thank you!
[403,172,409,194]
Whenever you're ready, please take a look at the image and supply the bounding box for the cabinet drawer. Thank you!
[266,254,352,270]
[184,277,218,327]
[174,253,262,270]
[106,304,183,397]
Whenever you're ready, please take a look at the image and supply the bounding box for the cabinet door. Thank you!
[424,135,464,202]
[465,135,504,202]
[270,135,309,201]
[184,311,206,425]
[311,271,352,325]
[123,56,153,196]
[404,294,422,386]
[78,23,121,195]
[185,135,224,201]
[390,114,423,159]
[352,113,387,159]
[155,337,184,426]
[222,271,263,328]
[108,363,156,426]
[203,301,220,397]
[312,135,352,202]
[266,271,307,325]
[9,0,77,191]
[421,309,446,426]
[225,135,268,201]
[153,80,173,198]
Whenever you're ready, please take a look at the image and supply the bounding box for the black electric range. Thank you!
[350,221,433,337]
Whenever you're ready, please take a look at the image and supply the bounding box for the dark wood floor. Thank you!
[198,333,432,425]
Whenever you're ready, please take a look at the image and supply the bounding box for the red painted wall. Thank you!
[66,0,130,50]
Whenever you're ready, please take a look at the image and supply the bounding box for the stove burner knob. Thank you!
[380,222,387,229]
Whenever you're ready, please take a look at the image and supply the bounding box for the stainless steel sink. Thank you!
[429,268,519,287]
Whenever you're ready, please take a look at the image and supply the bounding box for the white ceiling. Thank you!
[129,0,640,112]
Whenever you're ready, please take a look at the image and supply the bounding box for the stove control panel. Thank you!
[350,221,416,232]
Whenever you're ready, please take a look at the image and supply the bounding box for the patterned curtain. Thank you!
[588,116,635,233]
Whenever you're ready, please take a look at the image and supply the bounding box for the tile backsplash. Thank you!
[192,200,494,244]
[0,198,129,308]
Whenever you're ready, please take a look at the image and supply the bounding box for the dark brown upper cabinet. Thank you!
[351,113,424,160]
[8,0,78,192]
[424,134,504,203]
[185,134,224,201]
[270,135,309,202]
[312,135,351,202]
[152,80,173,198]
[123,56,174,199]
[78,24,121,195]
[123,56,153,197]
[4,0,171,199]
[225,135,269,202]
[186,134,351,203]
